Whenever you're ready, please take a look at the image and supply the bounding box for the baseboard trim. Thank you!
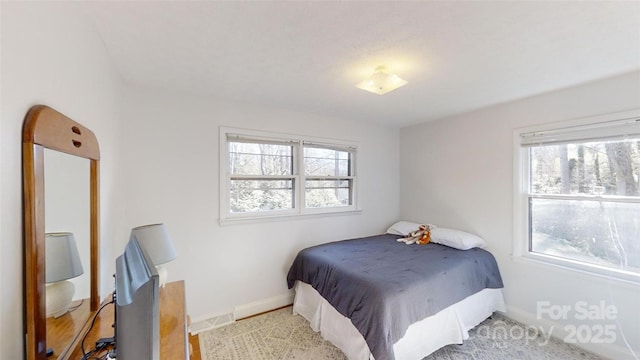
[233,292,294,320]
[503,305,636,360]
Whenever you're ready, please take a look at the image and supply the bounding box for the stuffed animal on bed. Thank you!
[396,224,434,245]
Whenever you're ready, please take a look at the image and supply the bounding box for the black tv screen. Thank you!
[114,235,160,359]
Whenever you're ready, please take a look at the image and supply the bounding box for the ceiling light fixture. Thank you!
[356,65,408,95]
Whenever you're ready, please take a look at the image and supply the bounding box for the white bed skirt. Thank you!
[292,281,506,360]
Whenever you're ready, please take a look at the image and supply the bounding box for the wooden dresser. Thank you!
[62,280,195,359]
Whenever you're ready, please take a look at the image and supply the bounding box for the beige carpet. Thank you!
[199,307,347,360]
[198,306,605,360]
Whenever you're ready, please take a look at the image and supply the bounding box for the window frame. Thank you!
[513,109,640,284]
[219,127,358,223]
[302,142,356,213]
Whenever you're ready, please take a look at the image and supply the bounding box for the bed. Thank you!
[286,230,505,360]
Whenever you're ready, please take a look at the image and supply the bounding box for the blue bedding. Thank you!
[286,234,503,360]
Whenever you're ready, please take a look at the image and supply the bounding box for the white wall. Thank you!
[400,71,640,359]
[120,85,400,321]
[0,3,124,358]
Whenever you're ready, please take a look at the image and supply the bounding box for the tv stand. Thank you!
[66,280,194,359]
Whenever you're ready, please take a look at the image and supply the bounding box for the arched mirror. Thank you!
[23,105,100,360]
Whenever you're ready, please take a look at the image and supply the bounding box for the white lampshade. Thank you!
[45,232,84,283]
[132,223,177,287]
[132,223,177,265]
[356,65,408,95]
[45,232,84,318]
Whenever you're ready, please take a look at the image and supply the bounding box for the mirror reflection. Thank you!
[44,148,91,357]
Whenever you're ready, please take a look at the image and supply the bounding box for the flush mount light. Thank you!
[356,65,408,95]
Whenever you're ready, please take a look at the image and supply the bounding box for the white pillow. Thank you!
[430,227,486,250]
[386,221,422,236]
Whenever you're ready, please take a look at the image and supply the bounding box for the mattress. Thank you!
[293,280,506,360]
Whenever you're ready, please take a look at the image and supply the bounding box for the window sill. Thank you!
[219,208,363,226]
[512,252,640,287]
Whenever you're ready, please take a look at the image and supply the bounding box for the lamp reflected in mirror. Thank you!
[45,232,84,318]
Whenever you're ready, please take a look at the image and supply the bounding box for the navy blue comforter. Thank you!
[286,234,503,360]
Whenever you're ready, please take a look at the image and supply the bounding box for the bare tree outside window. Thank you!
[224,135,356,217]
[304,147,352,208]
[229,141,294,213]
[529,139,640,273]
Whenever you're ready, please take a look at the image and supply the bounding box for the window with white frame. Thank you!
[515,112,640,281]
[221,128,357,220]
[228,138,296,213]
[303,144,354,209]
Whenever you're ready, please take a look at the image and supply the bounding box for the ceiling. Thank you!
[84,1,640,127]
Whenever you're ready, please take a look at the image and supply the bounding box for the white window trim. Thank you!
[219,126,359,223]
[512,109,640,285]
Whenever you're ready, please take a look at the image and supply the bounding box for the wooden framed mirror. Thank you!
[23,105,100,360]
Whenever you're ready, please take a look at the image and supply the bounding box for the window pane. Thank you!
[530,198,640,273]
[305,179,351,208]
[530,139,640,196]
[229,142,293,176]
[304,147,351,176]
[230,179,293,213]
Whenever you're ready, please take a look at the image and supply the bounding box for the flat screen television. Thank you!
[114,234,160,359]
